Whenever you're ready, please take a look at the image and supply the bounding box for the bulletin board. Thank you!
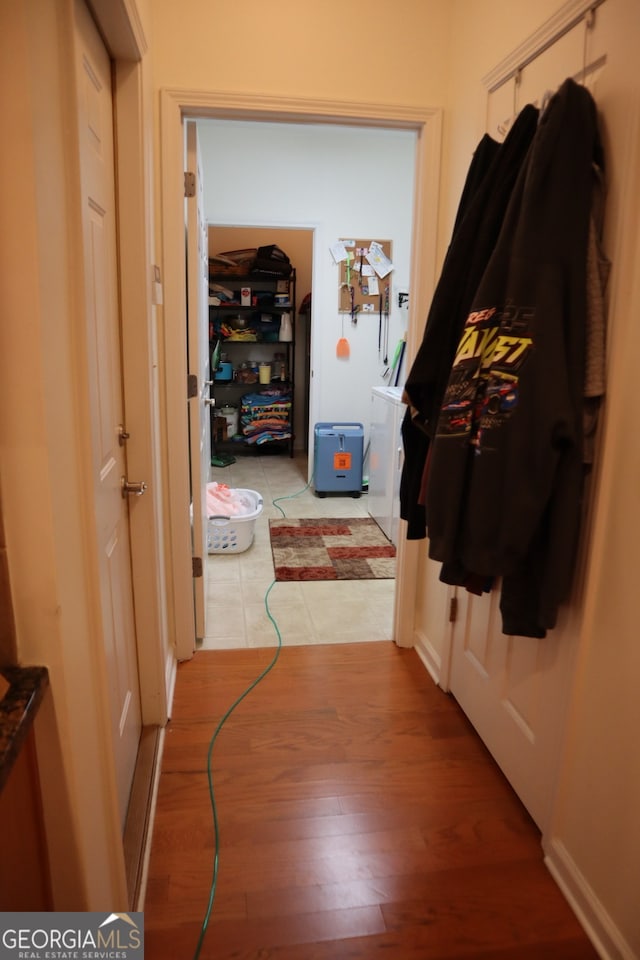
[337,239,393,316]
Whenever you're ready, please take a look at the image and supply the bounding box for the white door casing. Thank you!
[160,91,442,662]
[75,0,142,828]
[186,120,211,642]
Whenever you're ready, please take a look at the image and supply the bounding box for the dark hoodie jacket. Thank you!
[400,105,539,539]
[425,78,601,637]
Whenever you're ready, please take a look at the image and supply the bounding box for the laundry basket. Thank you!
[207,488,263,554]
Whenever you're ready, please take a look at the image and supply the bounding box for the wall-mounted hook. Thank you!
[512,67,522,116]
[582,7,596,82]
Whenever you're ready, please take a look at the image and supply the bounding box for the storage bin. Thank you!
[207,488,263,553]
[218,404,239,437]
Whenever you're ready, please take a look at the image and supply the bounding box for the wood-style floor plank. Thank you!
[143,641,598,959]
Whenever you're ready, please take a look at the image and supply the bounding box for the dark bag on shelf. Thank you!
[252,244,292,278]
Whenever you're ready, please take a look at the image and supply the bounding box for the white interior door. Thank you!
[74,0,142,827]
[449,588,577,829]
[449,16,607,833]
[186,121,211,639]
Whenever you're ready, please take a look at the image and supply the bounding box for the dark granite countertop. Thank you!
[0,665,49,793]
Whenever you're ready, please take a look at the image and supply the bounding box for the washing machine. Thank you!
[367,386,405,544]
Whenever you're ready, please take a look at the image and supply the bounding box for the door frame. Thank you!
[160,89,442,660]
[31,0,167,907]
[109,33,172,730]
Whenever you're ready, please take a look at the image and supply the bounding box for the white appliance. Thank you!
[368,385,405,545]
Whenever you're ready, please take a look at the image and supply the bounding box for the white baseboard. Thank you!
[135,725,166,911]
[544,836,635,960]
[165,651,177,718]
[413,629,442,687]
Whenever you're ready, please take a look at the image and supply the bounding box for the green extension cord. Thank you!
[192,471,313,959]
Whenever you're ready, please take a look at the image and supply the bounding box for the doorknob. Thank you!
[121,477,148,497]
[204,398,216,406]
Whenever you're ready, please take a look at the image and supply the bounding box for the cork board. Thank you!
[338,239,392,316]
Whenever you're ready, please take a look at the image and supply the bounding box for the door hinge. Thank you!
[449,596,458,623]
[187,373,198,398]
[192,556,203,578]
[184,171,196,198]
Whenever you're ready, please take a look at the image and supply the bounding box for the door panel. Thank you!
[75,0,142,828]
[501,633,542,741]
[186,121,211,641]
[450,587,573,829]
[462,589,493,676]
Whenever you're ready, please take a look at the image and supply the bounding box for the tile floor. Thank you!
[201,452,396,650]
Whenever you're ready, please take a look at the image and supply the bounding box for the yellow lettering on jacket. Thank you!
[453,325,499,367]
[489,335,533,366]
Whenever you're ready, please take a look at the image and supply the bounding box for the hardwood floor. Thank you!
[143,641,598,959]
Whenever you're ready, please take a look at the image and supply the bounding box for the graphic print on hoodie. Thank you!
[437,302,534,448]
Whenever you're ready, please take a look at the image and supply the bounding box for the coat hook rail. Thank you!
[488,0,605,94]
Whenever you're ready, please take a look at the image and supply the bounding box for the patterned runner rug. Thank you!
[269,517,396,581]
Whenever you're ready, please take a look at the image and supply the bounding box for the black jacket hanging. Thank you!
[400,105,539,539]
[425,78,601,637]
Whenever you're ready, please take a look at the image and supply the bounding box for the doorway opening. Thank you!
[207,224,314,457]
[161,91,442,661]
[195,121,417,651]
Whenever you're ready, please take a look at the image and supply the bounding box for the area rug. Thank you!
[269,517,396,581]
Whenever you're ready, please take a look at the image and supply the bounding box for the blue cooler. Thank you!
[313,422,364,497]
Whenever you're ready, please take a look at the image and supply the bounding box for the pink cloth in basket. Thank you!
[206,482,254,517]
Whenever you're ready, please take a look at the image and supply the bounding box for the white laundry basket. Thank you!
[207,488,263,554]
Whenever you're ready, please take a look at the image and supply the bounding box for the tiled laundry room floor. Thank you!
[202,453,396,650]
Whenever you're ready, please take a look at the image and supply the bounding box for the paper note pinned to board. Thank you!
[330,240,349,263]
[366,241,393,279]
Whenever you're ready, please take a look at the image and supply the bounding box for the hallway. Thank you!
[203,454,396,649]
[143,640,598,959]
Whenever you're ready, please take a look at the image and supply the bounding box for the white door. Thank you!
[186,121,211,640]
[448,19,607,832]
[74,0,142,828]
[449,589,577,829]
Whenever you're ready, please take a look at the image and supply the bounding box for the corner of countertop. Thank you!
[0,664,50,793]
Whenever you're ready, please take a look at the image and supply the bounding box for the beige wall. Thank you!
[438,1,562,258]
[150,0,451,106]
